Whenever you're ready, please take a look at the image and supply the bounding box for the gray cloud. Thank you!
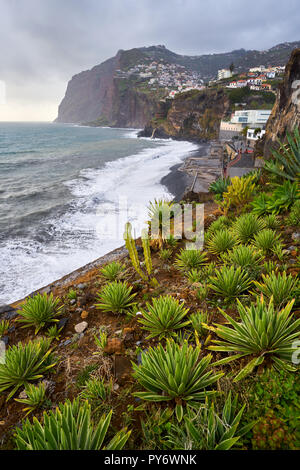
[0,0,299,119]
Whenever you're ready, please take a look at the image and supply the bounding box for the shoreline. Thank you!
[2,138,211,311]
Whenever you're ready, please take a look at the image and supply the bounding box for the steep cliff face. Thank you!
[139,89,229,141]
[260,48,300,157]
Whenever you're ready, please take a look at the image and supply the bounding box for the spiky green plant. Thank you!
[253,272,300,308]
[286,200,300,226]
[166,235,178,248]
[175,249,208,272]
[205,216,231,240]
[95,281,136,314]
[264,127,300,182]
[159,248,173,261]
[132,340,223,421]
[100,261,126,282]
[67,289,77,300]
[187,269,202,284]
[272,242,286,262]
[16,293,63,334]
[232,213,265,244]
[147,199,177,246]
[46,325,62,341]
[167,393,255,450]
[197,284,210,302]
[139,296,190,340]
[190,311,210,337]
[0,320,10,338]
[251,193,270,216]
[220,245,263,280]
[0,338,56,400]
[14,399,130,450]
[266,181,299,214]
[142,229,153,276]
[94,329,108,351]
[221,175,257,213]
[208,266,252,303]
[252,229,281,254]
[207,229,237,256]
[209,177,231,197]
[262,261,279,275]
[15,383,47,416]
[209,297,300,381]
[262,214,281,230]
[80,377,113,403]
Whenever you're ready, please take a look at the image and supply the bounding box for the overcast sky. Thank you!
[0,0,299,121]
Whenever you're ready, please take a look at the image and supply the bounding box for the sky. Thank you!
[0,0,299,122]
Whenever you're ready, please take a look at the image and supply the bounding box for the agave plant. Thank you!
[187,269,202,284]
[251,193,270,216]
[15,383,47,416]
[264,127,300,182]
[232,213,265,244]
[221,175,256,213]
[95,281,136,314]
[174,249,208,272]
[206,229,237,256]
[138,296,190,339]
[206,216,231,237]
[132,340,223,421]
[253,272,299,308]
[159,248,173,261]
[14,399,130,450]
[220,245,263,280]
[0,338,57,400]
[208,266,252,303]
[209,297,300,381]
[100,261,126,282]
[80,377,113,403]
[16,293,63,334]
[266,181,299,214]
[167,393,255,450]
[252,229,281,254]
[209,177,231,197]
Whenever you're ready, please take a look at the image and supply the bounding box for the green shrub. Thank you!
[16,293,63,334]
[262,214,281,230]
[251,193,270,216]
[187,269,202,284]
[207,229,237,255]
[0,338,57,400]
[253,272,299,308]
[208,266,252,303]
[67,289,77,300]
[206,216,231,239]
[266,181,299,214]
[209,297,300,381]
[80,377,113,403]
[100,262,126,282]
[196,284,210,302]
[190,311,210,337]
[46,325,62,341]
[167,393,255,450]
[175,249,208,272]
[133,340,223,421]
[232,214,265,244]
[209,177,231,197]
[15,383,47,416]
[138,296,190,339]
[95,281,136,314]
[159,248,173,261]
[221,245,263,279]
[0,320,10,338]
[252,229,281,254]
[14,399,130,450]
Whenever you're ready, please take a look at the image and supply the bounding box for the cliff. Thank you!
[139,89,229,141]
[55,42,300,128]
[259,48,300,157]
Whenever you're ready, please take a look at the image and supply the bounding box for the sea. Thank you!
[0,122,198,304]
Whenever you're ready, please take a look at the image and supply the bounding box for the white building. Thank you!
[231,110,271,128]
[247,128,266,140]
[218,69,232,80]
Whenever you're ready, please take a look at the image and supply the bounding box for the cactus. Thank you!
[141,229,152,276]
[124,223,147,280]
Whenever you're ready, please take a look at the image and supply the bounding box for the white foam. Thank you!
[0,136,197,304]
